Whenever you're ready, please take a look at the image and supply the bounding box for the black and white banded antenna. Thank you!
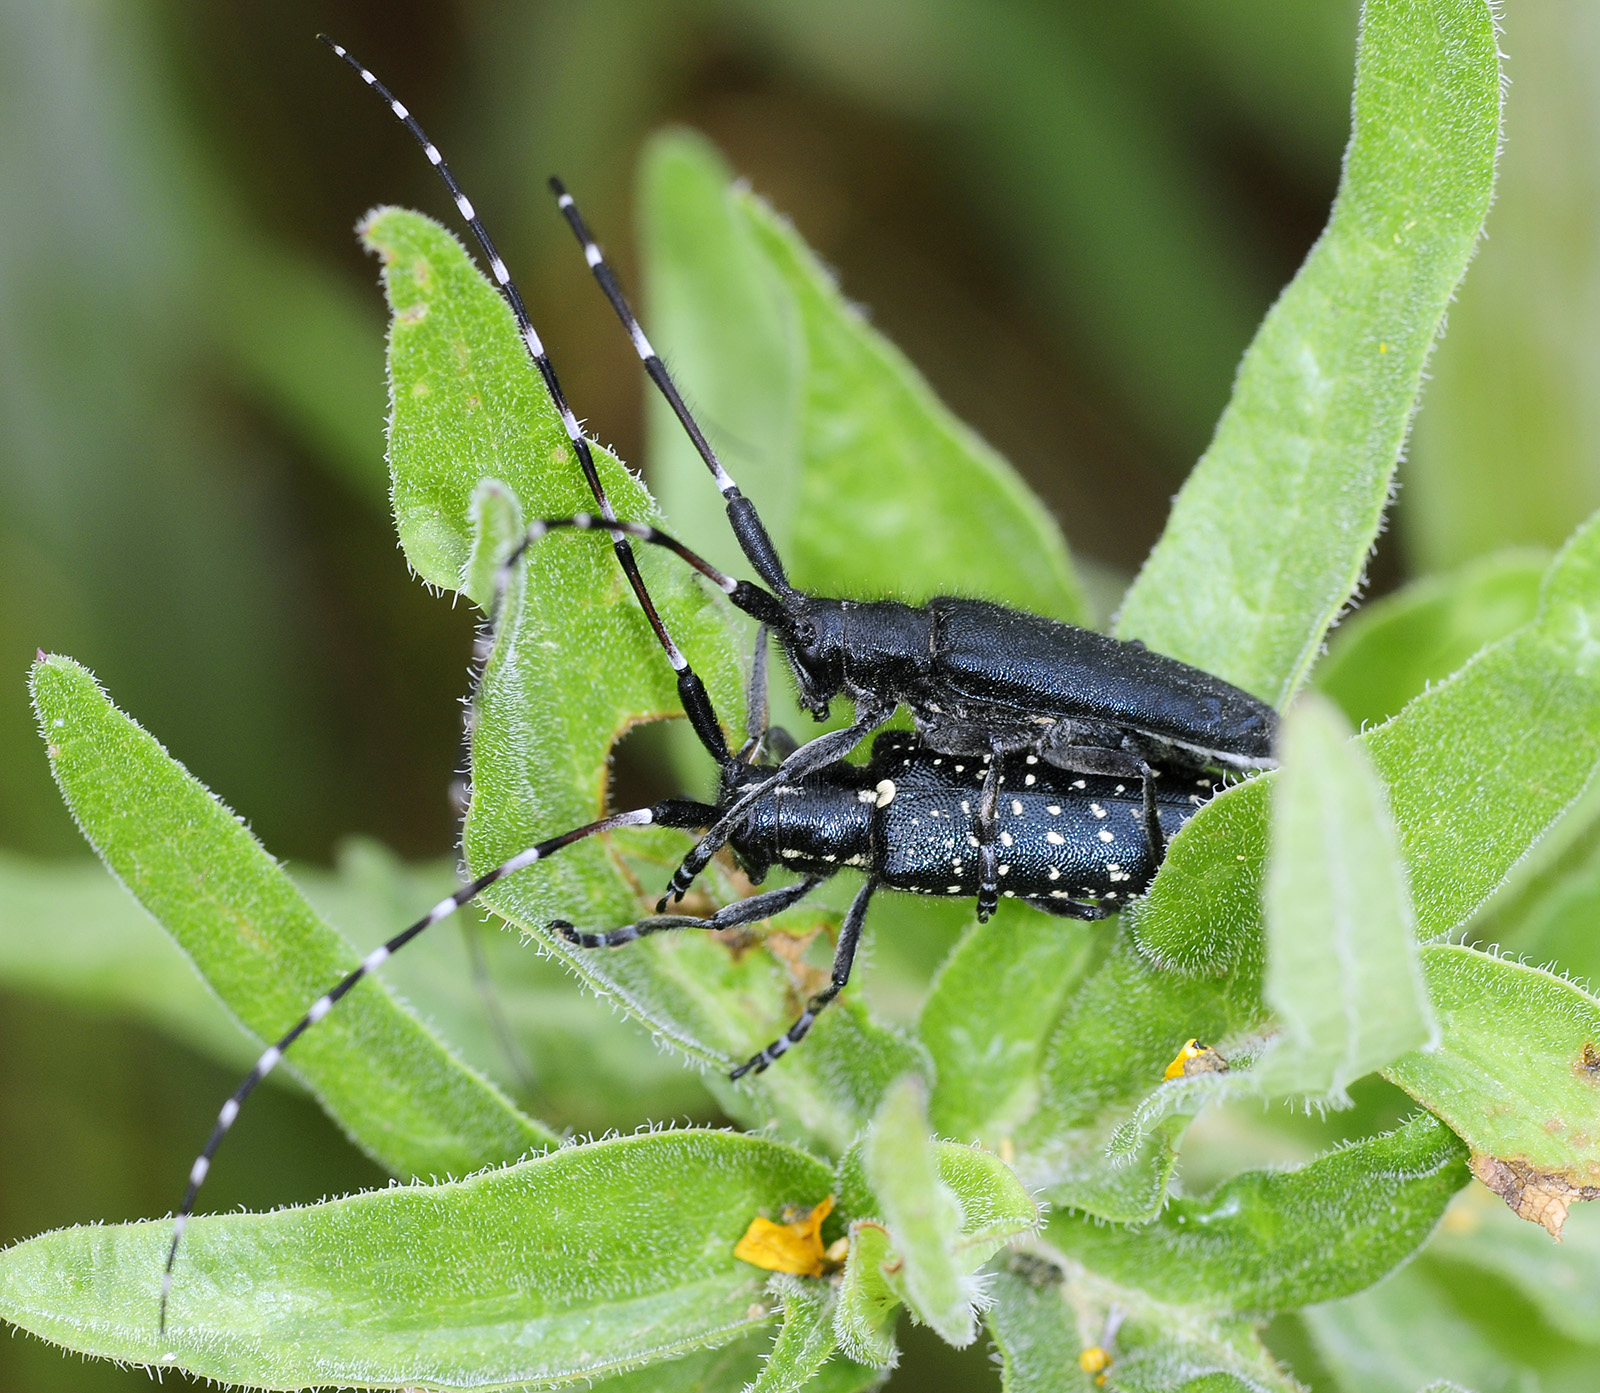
[318,35,731,764]
[157,805,656,1334]
[546,178,796,601]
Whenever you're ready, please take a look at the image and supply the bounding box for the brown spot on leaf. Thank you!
[1470,1153,1600,1239]
[1579,1042,1600,1078]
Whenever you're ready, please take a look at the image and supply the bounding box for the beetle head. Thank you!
[780,595,846,719]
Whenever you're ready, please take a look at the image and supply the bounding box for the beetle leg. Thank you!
[975,749,1003,922]
[731,878,877,1079]
[555,876,824,948]
[1120,734,1166,864]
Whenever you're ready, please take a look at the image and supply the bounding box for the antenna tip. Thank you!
[548,175,567,196]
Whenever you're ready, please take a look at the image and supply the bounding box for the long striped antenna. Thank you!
[158,804,654,1334]
[548,177,794,597]
[318,35,731,763]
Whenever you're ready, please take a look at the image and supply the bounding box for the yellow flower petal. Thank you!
[734,1194,835,1277]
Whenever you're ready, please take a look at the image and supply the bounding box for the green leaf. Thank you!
[1385,945,1600,1225]
[0,835,718,1137]
[918,905,1106,1146]
[1048,1114,1467,1311]
[837,1082,1039,1349]
[1014,931,1260,1220]
[861,1077,982,1347]
[0,1130,830,1390]
[983,1251,1298,1393]
[30,654,551,1178]
[832,1222,899,1370]
[1255,695,1434,1100]
[1117,0,1501,704]
[640,131,1087,624]
[589,1333,770,1393]
[1136,508,1600,974]
[750,1275,873,1393]
[1315,549,1549,729]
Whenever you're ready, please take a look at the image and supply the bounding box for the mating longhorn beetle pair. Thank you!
[159,39,1275,1327]
[321,36,1277,926]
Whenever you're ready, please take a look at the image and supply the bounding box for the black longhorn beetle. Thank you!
[324,38,1278,926]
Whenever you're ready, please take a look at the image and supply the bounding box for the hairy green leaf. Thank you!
[1118,0,1501,704]
[750,1276,870,1393]
[1049,1114,1467,1311]
[832,1222,899,1370]
[1386,946,1600,1215]
[1137,508,1600,973]
[0,1131,830,1391]
[1467,776,1600,990]
[1255,695,1434,1100]
[983,1251,1299,1393]
[30,655,550,1178]
[293,839,718,1132]
[1406,0,1600,575]
[918,906,1106,1146]
[0,835,717,1137]
[1014,931,1262,1220]
[862,1077,982,1346]
[834,1091,1039,1354]
[1315,549,1548,729]
[641,131,1086,624]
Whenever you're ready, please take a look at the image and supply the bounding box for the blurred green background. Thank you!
[3,1,1599,1389]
